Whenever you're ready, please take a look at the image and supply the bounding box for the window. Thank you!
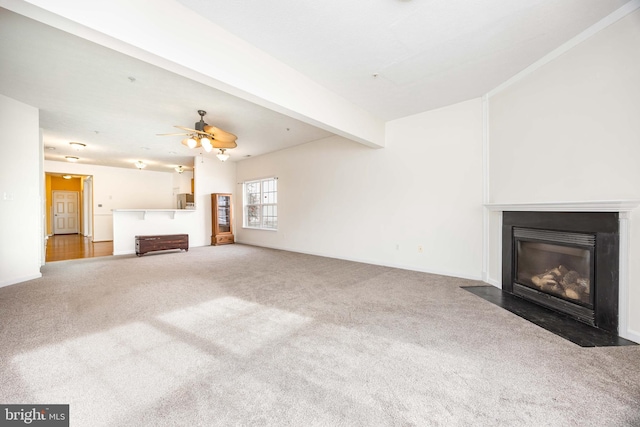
[243,177,277,230]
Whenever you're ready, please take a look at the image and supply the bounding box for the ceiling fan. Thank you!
[158,110,237,159]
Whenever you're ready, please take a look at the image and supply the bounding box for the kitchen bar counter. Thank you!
[112,209,196,255]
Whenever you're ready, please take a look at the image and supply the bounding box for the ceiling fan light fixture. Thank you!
[216,149,229,162]
[201,137,213,152]
[186,137,198,149]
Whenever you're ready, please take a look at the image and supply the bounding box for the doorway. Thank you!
[52,190,79,234]
[45,173,111,262]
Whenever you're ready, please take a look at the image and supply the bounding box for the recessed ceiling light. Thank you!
[65,156,79,162]
[134,160,146,170]
[69,142,86,150]
[46,146,56,150]
[62,175,72,180]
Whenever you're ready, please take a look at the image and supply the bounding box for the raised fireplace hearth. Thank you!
[502,211,619,333]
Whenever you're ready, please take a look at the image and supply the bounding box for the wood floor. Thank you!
[46,234,113,262]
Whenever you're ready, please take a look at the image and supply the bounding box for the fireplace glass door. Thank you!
[515,229,595,309]
[504,214,619,332]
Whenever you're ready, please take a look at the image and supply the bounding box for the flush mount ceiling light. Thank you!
[135,161,146,170]
[69,142,86,150]
[62,175,72,179]
[216,149,230,162]
[175,166,184,174]
[65,156,79,162]
[157,110,237,161]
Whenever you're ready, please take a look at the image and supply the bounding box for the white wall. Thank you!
[0,94,42,287]
[191,156,237,247]
[489,10,640,204]
[487,11,640,338]
[172,170,193,203]
[44,160,175,241]
[236,99,484,279]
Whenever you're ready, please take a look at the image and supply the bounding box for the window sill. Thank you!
[242,226,278,232]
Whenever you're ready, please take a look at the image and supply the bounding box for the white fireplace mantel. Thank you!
[484,200,640,213]
[483,199,640,343]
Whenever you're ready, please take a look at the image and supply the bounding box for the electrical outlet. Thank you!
[418,245,423,253]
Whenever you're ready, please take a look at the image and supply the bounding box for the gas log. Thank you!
[531,265,590,303]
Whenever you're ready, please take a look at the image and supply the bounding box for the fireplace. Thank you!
[502,212,619,333]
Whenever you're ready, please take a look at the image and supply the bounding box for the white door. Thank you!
[53,191,79,234]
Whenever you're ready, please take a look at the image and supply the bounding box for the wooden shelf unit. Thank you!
[211,193,234,245]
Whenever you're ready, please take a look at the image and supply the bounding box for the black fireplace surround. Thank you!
[502,211,619,333]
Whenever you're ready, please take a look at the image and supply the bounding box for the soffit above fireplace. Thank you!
[484,200,640,213]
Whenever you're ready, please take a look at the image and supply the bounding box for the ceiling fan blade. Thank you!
[157,132,190,136]
[203,125,237,142]
[211,140,238,149]
[175,126,214,137]
[174,125,200,132]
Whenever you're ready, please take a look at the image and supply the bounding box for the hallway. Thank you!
[45,234,113,262]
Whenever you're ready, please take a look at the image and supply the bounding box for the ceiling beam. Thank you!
[1,0,385,148]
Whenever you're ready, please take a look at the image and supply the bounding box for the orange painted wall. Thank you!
[50,176,81,192]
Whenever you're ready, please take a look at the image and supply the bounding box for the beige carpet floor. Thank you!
[1,244,639,426]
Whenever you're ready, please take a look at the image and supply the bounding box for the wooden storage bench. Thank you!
[135,234,189,256]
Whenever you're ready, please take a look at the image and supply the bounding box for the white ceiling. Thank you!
[0,1,631,172]
[0,8,334,172]
[177,0,629,120]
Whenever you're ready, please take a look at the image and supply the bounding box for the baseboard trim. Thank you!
[0,273,43,288]
[112,250,135,256]
[485,278,501,288]
[235,240,483,282]
[621,328,640,344]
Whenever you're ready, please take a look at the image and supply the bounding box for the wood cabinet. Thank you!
[211,193,234,245]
